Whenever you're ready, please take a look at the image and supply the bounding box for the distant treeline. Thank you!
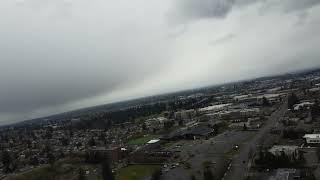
[74,96,214,129]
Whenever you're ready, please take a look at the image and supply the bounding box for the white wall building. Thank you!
[145,117,168,130]
[303,134,320,144]
[293,102,314,111]
[199,103,232,113]
[268,145,299,157]
[174,109,196,120]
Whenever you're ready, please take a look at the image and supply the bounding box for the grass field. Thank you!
[127,134,160,145]
[7,162,159,180]
[116,165,160,180]
[7,159,100,180]
[7,165,71,180]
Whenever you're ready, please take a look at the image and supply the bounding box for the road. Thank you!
[224,103,287,180]
[161,129,255,180]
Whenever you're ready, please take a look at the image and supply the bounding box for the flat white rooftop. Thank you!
[199,103,232,112]
[147,139,160,144]
[303,134,320,139]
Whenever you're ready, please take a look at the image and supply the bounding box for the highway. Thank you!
[224,102,287,180]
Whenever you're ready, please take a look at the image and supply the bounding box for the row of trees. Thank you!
[282,128,308,140]
[311,100,320,120]
[255,150,304,168]
[2,150,16,173]
[75,95,213,130]
[288,92,299,110]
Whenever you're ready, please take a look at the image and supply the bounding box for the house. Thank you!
[183,125,215,140]
[145,117,169,131]
[129,140,172,163]
[268,145,300,159]
[257,93,285,104]
[303,134,320,144]
[269,168,301,180]
[293,102,314,111]
[240,108,260,118]
[147,139,161,144]
[270,127,282,135]
[174,109,196,121]
[229,122,249,129]
[200,113,217,121]
[199,104,232,113]
[208,108,260,120]
[87,146,121,163]
[233,94,254,102]
[160,125,215,140]
[129,150,172,164]
[309,87,320,93]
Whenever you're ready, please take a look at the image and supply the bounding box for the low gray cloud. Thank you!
[281,0,320,13]
[0,0,320,124]
[169,0,235,24]
[209,33,236,46]
[0,0,172,122]
[170,0,320,23]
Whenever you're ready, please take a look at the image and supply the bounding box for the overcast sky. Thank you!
[0,0,320,124]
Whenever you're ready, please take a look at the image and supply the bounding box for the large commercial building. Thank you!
[303,134,320,144]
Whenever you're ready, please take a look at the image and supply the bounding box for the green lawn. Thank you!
[8,160,98,180]
[127,134,160,145]
[8,166,63,180]
[116,165,160,180]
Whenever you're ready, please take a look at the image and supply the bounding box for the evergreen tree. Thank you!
[48,152,55,167]
[243,123,248,131]
[79,168,85,180]
[150,170,161,180]
[288,93,299,110]
[102,160,114,180]
[178,119,184,126]
[262,97,271,106]
[203,168,214,180]
[88,137,96,146]
[142,123,147,131]
[311,99,320,120]
[2,150,12,173]
[190,175,196,180]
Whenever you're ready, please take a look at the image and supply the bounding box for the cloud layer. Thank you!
[170,0,320,23]
[0,0,320,124]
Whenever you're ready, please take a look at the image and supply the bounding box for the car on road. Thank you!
[233,144,239,150]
